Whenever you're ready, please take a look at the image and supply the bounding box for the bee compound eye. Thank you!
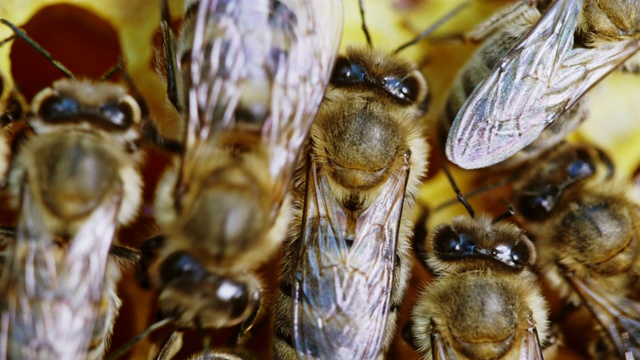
[435,226,476,258]
[331,56,353,81]
[160,251,205,284]
[215,279,253,322]
[399,75,420,103]
[517,186,559,221]
[37,94,79,121]
[101,96,140,129]
[566,157,594,180]
[331,56,365,85]
[510,241,530,267]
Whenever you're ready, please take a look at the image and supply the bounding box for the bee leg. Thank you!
[136,234,167,289]
[155,330,184,360]
[412,205,430,271]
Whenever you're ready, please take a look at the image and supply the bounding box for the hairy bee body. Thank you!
[408,215,549,360]
[512,142,640,358]
[0,79,143,360]
[445,0,640,169]
[139,0,342,356]
[273,46,429,359]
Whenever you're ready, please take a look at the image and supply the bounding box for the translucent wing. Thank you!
[518,326,544,360]
[567,274,640,359]
[293,156,410,359]
[446,0,640,169]
[431,329,456,360]
[3,183,119,359]
[182,0,342,198]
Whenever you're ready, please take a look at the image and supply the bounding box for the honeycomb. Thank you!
[1,0,639,359]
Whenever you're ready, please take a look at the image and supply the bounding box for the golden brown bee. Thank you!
[512,142,640,359]
[136,0,343,356]
[272,2,473,355]
[0,19,145,360]
[405,174,549,360]
[272,47,428,360]
[0,77,144,359]
[269,2,478,356]
[445,0,640,169]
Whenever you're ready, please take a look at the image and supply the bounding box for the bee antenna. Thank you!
[105,317,175,360]
[0,19,74,79]
[492,206,515,224]
[394,1,470,54]
[0,34,16,47]
[196,321,212,356]
[441,165,475,218]
[358,0,373,47]
[433,171,518,212]
[99,58,125,82]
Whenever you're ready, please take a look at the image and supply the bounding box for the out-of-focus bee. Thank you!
[0,20,144,360]
[512,141,640,359]
[136,0,343,356]
[445,0,640,169]
[272,3,468,358]
[0,69,27,128]
[406,171,549,360]
[0,34,27,181]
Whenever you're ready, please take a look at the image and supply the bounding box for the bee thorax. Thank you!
[31,135,120,221]
[447,279,519,359]
[323,106,400,189]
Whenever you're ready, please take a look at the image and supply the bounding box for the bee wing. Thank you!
[293,155,411,359]
[567,273,640,358]
[446,0,640,169]
[4,183,119,358]
[518,326,544,360]
[184,0,342,198]
[431,329,456,360]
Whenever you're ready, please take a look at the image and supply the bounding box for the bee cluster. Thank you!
[0,0,638,359]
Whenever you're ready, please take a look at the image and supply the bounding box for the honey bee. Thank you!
[445,0,640,169]
[272,3,469,358]
[0,70,26,128]
[0,20,144,359]
[0,35,26,180]
[512,141,640,359]
[405,171,549,360]
[136,0,343,356]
